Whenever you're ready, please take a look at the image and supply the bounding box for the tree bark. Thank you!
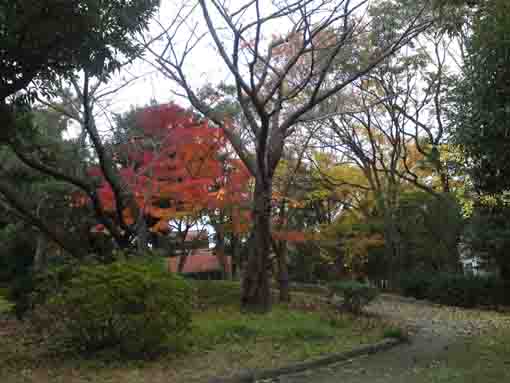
[382,186,400,289]
[0,181,84,258]
[215,228,232,280]
[33,234,48,272]
[231,232,241,279]
[177,250,189,273]
[241,177,272,312]
[276,242,291,302]
[82,72,149,252]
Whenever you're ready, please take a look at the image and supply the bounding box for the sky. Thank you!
[93,0,344,121]
[89,0,463,136]
[98,0,232,116]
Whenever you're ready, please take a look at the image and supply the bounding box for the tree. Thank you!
[84,103,251,260]
[0,0,160,258]
[447,0,510,282]
[464,203,510,281]
[451,0,510,194]
[146,0,432,312]
[0,0,159,102]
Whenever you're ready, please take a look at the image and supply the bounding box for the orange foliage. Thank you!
[83,103,251,234]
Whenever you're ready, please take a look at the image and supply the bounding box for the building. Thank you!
[167,230,232,279]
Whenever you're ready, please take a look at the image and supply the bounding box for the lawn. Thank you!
[0,281,393,383]
[409,330,510,383]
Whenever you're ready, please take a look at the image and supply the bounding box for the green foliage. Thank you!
[464,204,510,281]
[289,242,331,283]
[0,223,35,283]
[450,0,510,193]
[0,0,160,100]
[32,260,192,357]
[0,287,13,314]
[399,272,434,300]
[329,281,379,314]
[400,272,508,308]
[9,261,78,319]
[383,327,408,342]
[0,296,13,314]
[395,192,463,273]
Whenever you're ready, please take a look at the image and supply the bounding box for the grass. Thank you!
[408,330,510,383]
[382,327,409,342]
[0,287,13,314]
[0,280,393,383]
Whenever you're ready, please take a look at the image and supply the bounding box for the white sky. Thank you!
[89,0,463,135]
[99,0,232,116]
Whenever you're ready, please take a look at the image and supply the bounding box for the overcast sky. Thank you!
[90,0,462,135]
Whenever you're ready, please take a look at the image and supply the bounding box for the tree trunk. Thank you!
[82,71,149,253]
[241,177,272,312]
[215,229,232,280]
[277,242,291,302]
[382,191,400,289]
[135,214,149,252]
[177,249,190,273]
[231,233,241,279]
[33,234,48,272]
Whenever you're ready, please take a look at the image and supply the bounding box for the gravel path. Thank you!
[269,295,510,383]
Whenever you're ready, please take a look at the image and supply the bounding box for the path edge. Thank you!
[206,337,405,383]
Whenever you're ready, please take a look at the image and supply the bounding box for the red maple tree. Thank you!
[85,103,251,236]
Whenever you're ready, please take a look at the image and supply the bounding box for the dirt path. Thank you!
[272,295,510,383]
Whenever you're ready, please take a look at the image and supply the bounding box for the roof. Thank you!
[184,230,208,242]
[168,249,232,273]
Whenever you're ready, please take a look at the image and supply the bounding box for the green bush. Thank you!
[428,273,506,308]
[399,272,507,308]
[0,287,14,314]
[9,263,78,319]
[329,281,379,314]
[383,327,409,342]
[33,260,193,357]
[399,272,434,300]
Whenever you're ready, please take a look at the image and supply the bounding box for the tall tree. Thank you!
[146,0,432,312]
[451,0,510,194]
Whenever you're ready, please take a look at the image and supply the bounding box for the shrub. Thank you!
[33,260,192,357]
[399,272,433,300]
[399,272,507,308]
[9,263,78,319]
[0,289,14,315]
[427,273,506,308]
[383,327,409,342]
[329,281,379,314]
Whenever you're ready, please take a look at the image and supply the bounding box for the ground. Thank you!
[0,284,390,383]
[275,295,510,383]
[1,288,509,383]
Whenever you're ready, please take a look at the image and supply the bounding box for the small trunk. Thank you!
[231,233,241,279]
[215,229,232,280]
[277,242,291,302]
[177,249,190,273]
[33,234,48,272]
[135,215,149,252]
[241,177,272,312]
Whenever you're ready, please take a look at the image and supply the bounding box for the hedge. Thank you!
[399,272,508,308]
